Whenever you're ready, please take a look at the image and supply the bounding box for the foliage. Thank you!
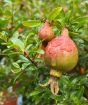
[0,0,88,105]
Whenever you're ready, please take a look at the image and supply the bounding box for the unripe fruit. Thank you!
[38,20,55,41]
[44,28,78,72]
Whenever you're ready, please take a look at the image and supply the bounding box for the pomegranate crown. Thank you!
[61,28,69,36]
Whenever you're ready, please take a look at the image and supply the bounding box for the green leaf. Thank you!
[56,10,65,28]
[74,16,88,23]
[22,20,41,27]
[13,72,22,83]
[65,10,72,22]
[12,62,20,69]
[0,18,8,27]
[72,16,88,25]
[19,55,29,62]
[29,90,42,96]
[48,7,62,21]
[0,32,7,42]
[37,49,45,54]
[21,63,30,70]
[24,33,34,46]
[11,62,21,73]
[10,38,24,52]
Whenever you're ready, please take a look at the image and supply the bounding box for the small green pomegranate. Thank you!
[45,28,78,72]
[38,20,55,41]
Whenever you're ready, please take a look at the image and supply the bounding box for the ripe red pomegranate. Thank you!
[38,20,55,41]
[44,28,78,72]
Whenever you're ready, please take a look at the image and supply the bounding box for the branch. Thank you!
[24,51,38,68]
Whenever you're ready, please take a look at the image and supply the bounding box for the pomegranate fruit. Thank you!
[44,28,78,72]
[38,20,55,41]
[40,28,78,95]
[3,97,17,105]
[18,27,23,33]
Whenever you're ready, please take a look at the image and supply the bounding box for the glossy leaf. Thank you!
[22,20,41,27]
[48,7,62,21]
[10,38,24,52]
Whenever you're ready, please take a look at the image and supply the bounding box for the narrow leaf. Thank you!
[10,38,24,51]
[0,32,7,42]
[22,20,41,27]
[48,7,62,21]
[37,49,45,54]
[11,62,21,73]
[72,16,88,24]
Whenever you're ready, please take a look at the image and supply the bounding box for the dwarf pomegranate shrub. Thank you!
[38,20,55,42]
[45,28,78,72]
[1,0,88,104]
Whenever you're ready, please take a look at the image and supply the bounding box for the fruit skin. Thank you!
[3,96,17,105]
[44,28,78,72]
[18,27,23,33]
[38,20,55,41]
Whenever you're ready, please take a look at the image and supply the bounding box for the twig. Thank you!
[24,51,38,68]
